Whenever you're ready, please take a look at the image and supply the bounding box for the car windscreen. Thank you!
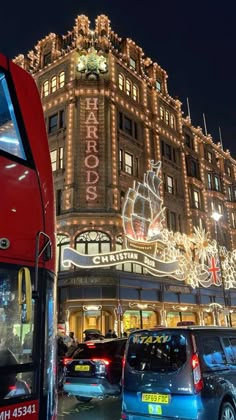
[126,330,188,373]
[72,341,121,359]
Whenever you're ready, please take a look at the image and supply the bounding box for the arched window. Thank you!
[51,75,57,93]
[42,80,49,97]
[160,106,164,120]
[118,74,124,91]
[165,110,169,125]
[132,84,138,101]
[126,79,131,96]
[58,71,65,88]
[57,234,71,272]
[170,114,175,129]
[75,231,111,255]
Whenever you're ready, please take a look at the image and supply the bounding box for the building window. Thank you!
[57,234,70,272]
[129,57,136,70]
[124,116,132,136]
[59,147,64,169]
[161,141,172,161]
[58,71,65,88]
[214,175,220,192]
[186,157,200,179]
[228,186,233,201]
[119,149,123,171]
[56,189,62,215]
[118,74,124,90]
[167,210,177,232]
[156,80,161,92]
[59,110,65,129]
[207,151,213,163]
[48,114,58,133]
[170,114,175,129]
[217,203,223,214]
[208,173,213,189]
[133,122,137,140]
[75,231,111,255]
[119,111,138,139]
[124,152,133,175]
[51,76,57,93]
[160,106,164,120]
[193,190,200,209]
[232,213,236,228]
[126,79,131,96]
[50,150,57,171]
[42,80,49,97]
[225,165,232,177]
[132,85,138,101]
[184,133,193,149]
[165,110,169,125]
[43,52,52,66]
[167,175,174,194]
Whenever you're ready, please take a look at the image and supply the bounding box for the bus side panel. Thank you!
[0,156,44,264]
[9,60,56,271]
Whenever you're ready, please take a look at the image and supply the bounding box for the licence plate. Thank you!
[74,365,90,371]
[142,393,169,404]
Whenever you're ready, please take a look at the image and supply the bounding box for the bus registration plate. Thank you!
[75,365,90,371]
[142,393,169,404]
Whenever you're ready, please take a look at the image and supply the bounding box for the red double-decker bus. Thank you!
[0,53,57,419]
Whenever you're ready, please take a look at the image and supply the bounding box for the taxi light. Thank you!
[191,353,203,393]
[63,357,73,366]
[92,358,111,366]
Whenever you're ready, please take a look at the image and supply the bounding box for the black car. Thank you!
[63,338,126,402]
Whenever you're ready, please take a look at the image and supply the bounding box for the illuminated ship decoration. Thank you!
[122,161,165,255]
[63,159,236,291]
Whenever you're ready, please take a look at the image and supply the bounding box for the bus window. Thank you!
[0,71,26,160]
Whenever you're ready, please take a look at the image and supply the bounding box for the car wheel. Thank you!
[75,396,92,403]
[220,402,236,420]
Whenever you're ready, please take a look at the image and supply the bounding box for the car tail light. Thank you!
[191,353,203,393]
[121,413,128,419]
[63,357,73,366]
[8,385,17,391]
[121,356,126,386]
[92,358,111,366]
[86,342,96,348]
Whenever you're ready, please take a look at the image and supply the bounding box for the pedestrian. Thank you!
[105,329,113,338]
[69,331,75,344]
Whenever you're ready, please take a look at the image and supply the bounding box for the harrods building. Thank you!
[14,14,236,341]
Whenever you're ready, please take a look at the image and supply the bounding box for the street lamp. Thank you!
[211,211,229,326]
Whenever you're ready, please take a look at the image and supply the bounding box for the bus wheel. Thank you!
[220,402,236,420]
[75,396,92,403]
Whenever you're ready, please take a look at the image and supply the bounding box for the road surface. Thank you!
[58,392,122,419]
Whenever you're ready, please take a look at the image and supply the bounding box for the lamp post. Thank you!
[211,212,229,326]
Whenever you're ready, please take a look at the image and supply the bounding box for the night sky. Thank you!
[1,0,236,156]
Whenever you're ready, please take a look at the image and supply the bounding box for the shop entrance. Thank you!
[123,310,158,333]
[167,311,197,327]
[69,308,113,342]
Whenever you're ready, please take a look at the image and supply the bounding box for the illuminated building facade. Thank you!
[14,14,236,340]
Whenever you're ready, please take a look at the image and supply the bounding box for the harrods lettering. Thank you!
[85,98,100,201]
